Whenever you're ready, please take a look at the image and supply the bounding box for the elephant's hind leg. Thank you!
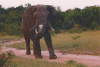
[44,31,57,59]
[23,33,31,55]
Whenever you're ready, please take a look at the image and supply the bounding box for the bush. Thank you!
[0,50,15,66]
[66,60,87,67]
[68,29,82,33]
[49,30,55,36]
[4,24,23,36]
[0,23,5,32]
[68,24,82,33]
[72,36,80,40]
[1,31,7,36]
[67,60,75,64]
[91,21,98,29]
[94,26,100,30]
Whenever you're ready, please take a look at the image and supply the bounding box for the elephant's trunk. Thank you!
[30,21,54,40]
[30,24,46,40]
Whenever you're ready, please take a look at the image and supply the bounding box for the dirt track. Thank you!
[1,39,100,66]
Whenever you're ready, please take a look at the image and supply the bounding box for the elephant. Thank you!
[21,5,57,59]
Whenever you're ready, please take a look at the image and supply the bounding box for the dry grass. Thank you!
[0,35,21,40]
[6,31,100,55]
[52,31,100,55]
[0,45,2,50]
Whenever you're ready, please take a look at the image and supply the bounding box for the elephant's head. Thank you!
[30,5,57,40]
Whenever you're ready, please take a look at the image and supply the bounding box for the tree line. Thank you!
[0,4,100,36]
[0,4,31,36]
[56,5,100,33]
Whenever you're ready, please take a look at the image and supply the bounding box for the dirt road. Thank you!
[1,39,100,66]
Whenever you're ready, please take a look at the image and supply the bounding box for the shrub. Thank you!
[49,30,55,36]
[94,26,100,30]
[72,36,80,40]
[66,60,87,67]
[0,50,15,66]
[1,31,7,36]
[0,23,5,32]
[4,24,23,36]
[68,24,82,33]
[67,60,75,64]
[91,21,98,29]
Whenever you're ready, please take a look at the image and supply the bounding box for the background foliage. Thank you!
[0,4,100,36]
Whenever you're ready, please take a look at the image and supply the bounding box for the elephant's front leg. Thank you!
[33,40,36,55]
[44,31,57,59]
[23,33,31,55]
[33,40,42,59]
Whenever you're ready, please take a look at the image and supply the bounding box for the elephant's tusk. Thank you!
[35,24,43,34]
[35,28,38,34]
[51,27,55,31]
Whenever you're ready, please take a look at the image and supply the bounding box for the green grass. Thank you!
[4,56,87,67]
[6,31,100,55]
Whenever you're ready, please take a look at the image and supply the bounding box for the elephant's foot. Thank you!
[50,55,57,59]
[26,52,31,55]
[35,55,42,59]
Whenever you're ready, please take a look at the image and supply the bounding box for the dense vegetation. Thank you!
[0,4,100,36]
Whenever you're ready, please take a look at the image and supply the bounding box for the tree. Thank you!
[73,8,81,12]
[6,10,22,25]
[24,3,31,8]
[16,5,25,11]
[4,10,23,35]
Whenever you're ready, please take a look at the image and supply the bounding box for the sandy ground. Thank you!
[1,39,100,66]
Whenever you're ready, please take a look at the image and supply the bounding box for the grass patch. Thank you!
[6,31,100,55]
[0,35,22,44]
[66,60,86,67]
[0,45,2,50]
[4,56,87,67]
[6,41,27,49]
[72,36,80,40]
[0,34,21,40]
[6,39,48,50]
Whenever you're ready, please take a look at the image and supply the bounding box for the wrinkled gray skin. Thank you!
[22,5,57,59]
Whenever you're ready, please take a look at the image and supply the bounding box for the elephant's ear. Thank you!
[46,5,57,23]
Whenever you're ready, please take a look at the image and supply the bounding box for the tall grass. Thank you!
[7,31,100,55]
